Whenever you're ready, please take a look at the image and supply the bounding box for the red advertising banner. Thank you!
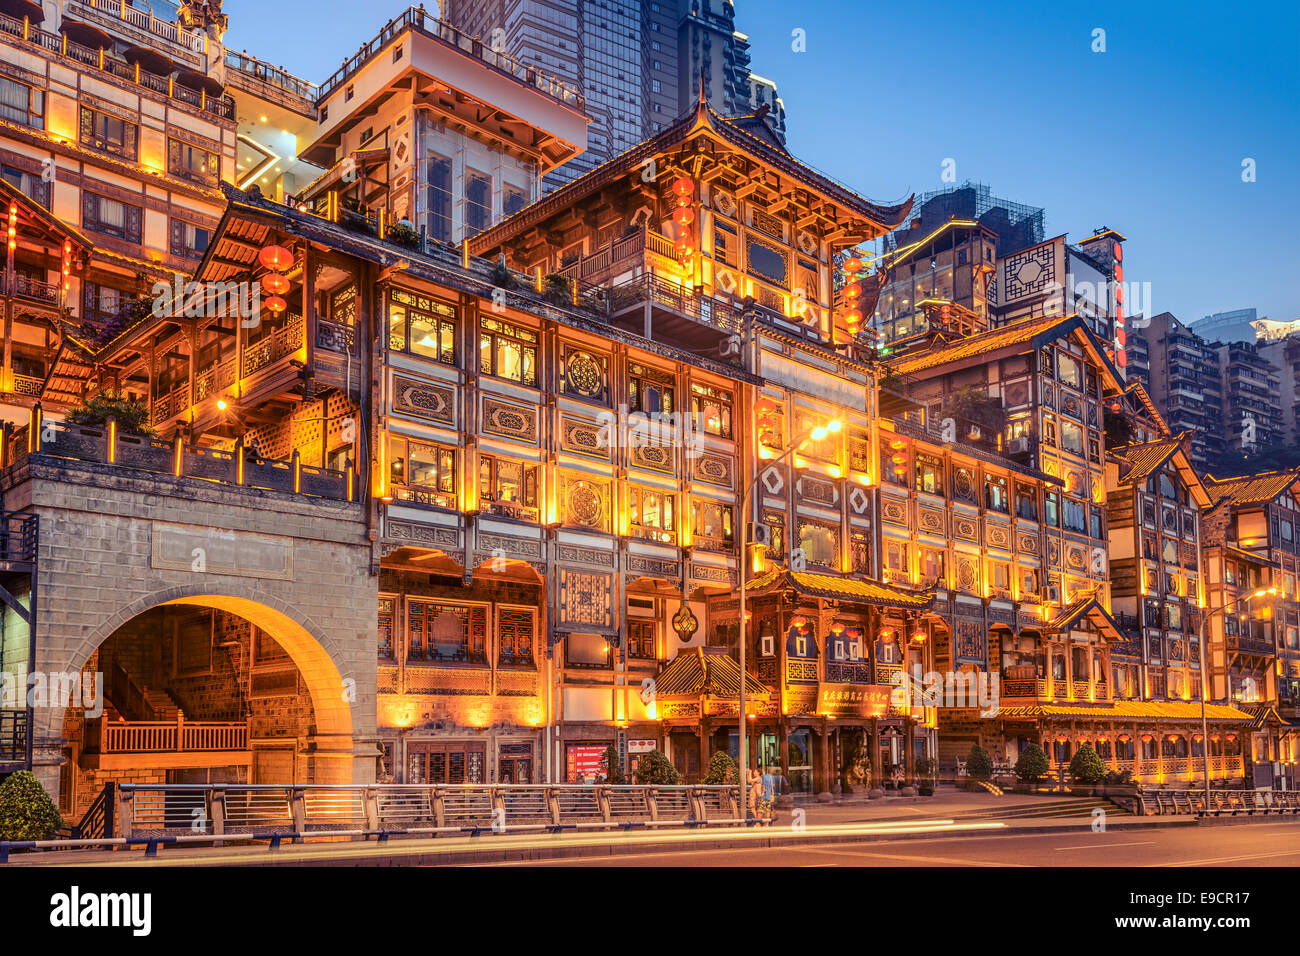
[565,743,608,782]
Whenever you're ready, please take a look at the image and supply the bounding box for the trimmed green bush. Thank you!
[0,771,63,841]
[965,744,993,780]
[67,390,154,437]
[1015,742,1051,782]
[633,749,680,785]
[600,742,625,784]
[703,751,738,785]
[1069,744,1107,784]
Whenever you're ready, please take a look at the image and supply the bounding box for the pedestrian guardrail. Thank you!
[1,783,746,860]
[1131,787,1300,817]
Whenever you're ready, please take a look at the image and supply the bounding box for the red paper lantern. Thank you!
[843,282,861,299]
[843,308,861,325]
[261,273,290,296]
[264,295,287,314]
[1113,241,1122,261]
[673,206,694,227]
[1116,349,1128,368]
[1116,327,1127,347]
[1115,305,1125,324]
[672,176,693,197]
[1115,284,1125,304]
[843,257,862,273]
[258,244,293,272]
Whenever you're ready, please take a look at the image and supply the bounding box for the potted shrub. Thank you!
[702,752,738,785]
[543,273,574,305]
[600,742,625,784]
[385,220,422,250]
[67,391,154,437]
[964,744,993,789]
[1068,744,1107,794]
[915,757,938,796]
[0,771,63,842]
[1014,742,1051,792]
[633,749,680,785]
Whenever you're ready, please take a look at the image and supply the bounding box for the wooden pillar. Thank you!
[818,718,830,794]
[869,716,880,788]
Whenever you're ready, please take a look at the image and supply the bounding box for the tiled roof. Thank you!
[1113,437,1183,484]
[470,99,912,255]
[653,647,770,699]
[1045,594,1124,642]
[1245,703,1295,729]
[889,314,1123,386]
[996,701,1254,722]
[1204,470,1300,507]
[745,569,933,609]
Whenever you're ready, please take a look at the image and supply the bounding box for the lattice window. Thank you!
[497,608,536,667]
[378,596,396,659]
[407,601,488,664]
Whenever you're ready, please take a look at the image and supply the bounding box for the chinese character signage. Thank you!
[816,683,891,718]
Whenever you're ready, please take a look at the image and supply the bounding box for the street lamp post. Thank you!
[1196,586,1276,808]
[736,417,840,816]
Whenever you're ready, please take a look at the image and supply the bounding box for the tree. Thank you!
[702,751,737,785]
[1015,742,1051,783]
[66,391,154,437]
[0,771,63,841]
[490,253,517,289]
[633,749,680,785]
[1069,743,1107,784]
[965,744,993,780]
[600,742,625,784]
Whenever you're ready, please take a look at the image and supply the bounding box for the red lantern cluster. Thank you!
[672,176,695,272]
[842,254,863,336]
[1110,238,1127,371]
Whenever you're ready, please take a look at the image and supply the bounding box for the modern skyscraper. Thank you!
[443,0,785,190]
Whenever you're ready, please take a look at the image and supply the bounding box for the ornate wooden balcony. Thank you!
[81,714,250,770]
[4,417,353,502]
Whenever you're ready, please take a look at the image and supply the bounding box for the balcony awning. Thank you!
[59,17,114,49]
[745,569,933,610]
[176,70,225,97]
[0,0,44,24]
[996,701,1255,723]
[1244,703,1295,731]
[653,647,770,700]
[125,44,176,77]
[1045,593,1125,643]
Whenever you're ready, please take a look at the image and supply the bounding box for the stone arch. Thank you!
[44,582,357,785]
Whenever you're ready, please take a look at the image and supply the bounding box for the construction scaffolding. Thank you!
[884,181,1045,258]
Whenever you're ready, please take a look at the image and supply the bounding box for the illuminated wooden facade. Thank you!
[1201,469,1300,786]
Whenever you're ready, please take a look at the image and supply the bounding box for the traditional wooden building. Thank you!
[1201,468,1300,787]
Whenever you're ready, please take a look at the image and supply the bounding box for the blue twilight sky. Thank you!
[223,0,1300,325]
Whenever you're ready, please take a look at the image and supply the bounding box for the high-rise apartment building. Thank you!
[1217,339,1284,455]
[1257,334,1300,448]
[1127,312,1226,469]
[443,0,785,190]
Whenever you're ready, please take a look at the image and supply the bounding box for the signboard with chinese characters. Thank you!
[816,683,891,718]
[565,743,609,782]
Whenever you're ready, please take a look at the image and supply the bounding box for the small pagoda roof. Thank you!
[653,647,771,700]
[745,568,933,610]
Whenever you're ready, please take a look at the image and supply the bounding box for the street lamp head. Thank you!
[826,419,843,433]
[810,426,828,441]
